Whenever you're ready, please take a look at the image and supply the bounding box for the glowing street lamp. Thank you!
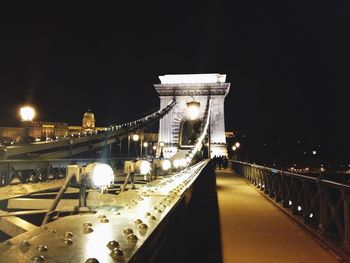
[232,146,237,151]
[143,142,148,157]
[17,106,36,144]
[20,106,36,122]
[128,134,140,157]
[186,100,200,120]
[42,162,114,225]
[132,134,139,142]
[235,142,240,148]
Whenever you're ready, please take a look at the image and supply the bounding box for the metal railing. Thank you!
[232,161,350,251]
[0,158,142,186]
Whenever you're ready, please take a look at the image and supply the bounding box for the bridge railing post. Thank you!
[318,180,327,234]
[343,190,350,249]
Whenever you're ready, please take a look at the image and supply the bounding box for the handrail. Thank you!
[233,161,350,252]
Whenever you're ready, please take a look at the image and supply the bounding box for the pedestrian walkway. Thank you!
[216,170,341,263]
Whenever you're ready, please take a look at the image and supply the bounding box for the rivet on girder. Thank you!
[36,245,48,252]
[134,219,143,225]
[98,214,106,219]
[49,229,57,233]
[65,232,74,238]
[123,228,133,236]
[83,227,94,234]
[83,222,92,227]
[139,223,148,230]
[110,248,124,260]
[85,258,99,263]
[127,234,138,242]
[107,240,119,250]
[20,240,30,247]
[101,218,109,223]
[64,238,74,245]
[30,255,45,262]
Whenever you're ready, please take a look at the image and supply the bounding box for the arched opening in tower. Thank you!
[179,119,203,146]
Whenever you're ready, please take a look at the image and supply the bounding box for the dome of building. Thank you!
[82,109,95,131]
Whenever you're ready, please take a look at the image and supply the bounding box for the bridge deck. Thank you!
[216,170,340,263]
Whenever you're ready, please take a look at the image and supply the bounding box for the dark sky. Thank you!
[0,2,349,141]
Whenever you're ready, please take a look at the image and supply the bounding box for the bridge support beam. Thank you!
[0,212,37,237]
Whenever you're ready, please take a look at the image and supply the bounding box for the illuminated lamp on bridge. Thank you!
[16,106,36,144]
[186,100,201,120]
[42,162,114,225]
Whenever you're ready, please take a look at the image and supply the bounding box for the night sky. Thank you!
[0,2,349,147]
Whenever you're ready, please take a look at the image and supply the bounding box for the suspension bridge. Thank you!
[0,74,348,262]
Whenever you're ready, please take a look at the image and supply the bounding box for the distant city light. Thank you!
[143,142,148,147]
[132,134,139,141]
[312,150,317,155]
[235,142,240,148]
[20,106,35,121]
[232,146,237,151]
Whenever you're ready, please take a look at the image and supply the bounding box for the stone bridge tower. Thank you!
[154,74,230,158]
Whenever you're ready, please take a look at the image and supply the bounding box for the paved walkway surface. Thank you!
[216,170,341,263]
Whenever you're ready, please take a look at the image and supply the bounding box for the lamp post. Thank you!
[18,106,35,144]
[143,142,148,157]
[231,145,237,160]
[152,145,157,158]
[128,134,139,157]
[159,142,164,159]
[186,99,209,158]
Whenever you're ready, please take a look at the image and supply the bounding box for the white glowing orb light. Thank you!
[173,159,184,169]
[86,163,114,188]
[20,106,36,121]
[232,146,237,151]
[187,100,200,120]
[132,134,139,141]
[162,159,172,171]
[139,160,151,175]
[173,159,180,169]
[143,142,148,147]
[235,142,240,148]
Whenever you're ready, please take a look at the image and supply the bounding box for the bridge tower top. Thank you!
[154,73,230,158]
